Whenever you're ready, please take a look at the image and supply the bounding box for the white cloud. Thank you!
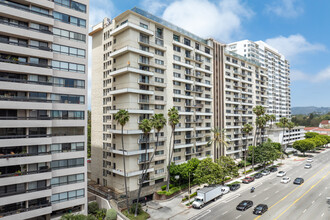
[266,0,303,18]
[162,0,253,43]
[141,0,168,14]
[265,34,326,60]
[291,67,330,83]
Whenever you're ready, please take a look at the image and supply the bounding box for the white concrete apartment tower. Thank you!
[90,8,213,204]
[227,40,291,123]
[0,0,89,219]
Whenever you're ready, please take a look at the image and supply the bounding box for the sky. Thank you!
[88,0,330,109]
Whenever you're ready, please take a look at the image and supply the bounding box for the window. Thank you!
[155,49,164,56]
[155,68,164,74]
[173,156,181,161]
[52,44,85,57]
[155,77,164,83]
[173,98,181,102]
[51,188,85,204]
[173,34,180,42]
[155,168,164,174]
[54,0,86,13]
[184,38,191,46]
[51,173,84,186]
[53,12,86,27]
[173,81,181,86]
[173,89,181,94]
[155,87,164,91]
[155,105,164,110]
[173,55,181,61]
[140,22,148,29]
[51,158,84,170]
[53,28,86,42]
[173,45,181,52]
[155,150,164,155]
[195,43,200,50]
[173,64,181,70]
[173,72,181,78]
[205,47,210,54]
[156,27,163,38]
[52,60,85,73]
[155,59,164,65]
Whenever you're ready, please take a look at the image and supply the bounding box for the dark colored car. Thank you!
[242,176,255,184]
[229,184,240,191]
[253,204,268,215]
[293,177,304,185]
[236,200,253,211]
[270,167,278,172]
[254,173,263,179]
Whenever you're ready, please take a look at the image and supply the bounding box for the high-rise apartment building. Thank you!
[213,41,268,159]
[227,40,291,123]
[0,0,88,218]
[90,7,213,203]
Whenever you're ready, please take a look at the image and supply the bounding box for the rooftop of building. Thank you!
[304,127,330,132]
[320,120,330,125]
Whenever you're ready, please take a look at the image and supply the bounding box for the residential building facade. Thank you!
[213,41,268,159]
[0,0,88,218]
[227,40,291,123]
[268,126,306,150]
[90,7,213,203]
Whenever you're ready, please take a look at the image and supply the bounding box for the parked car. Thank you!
[236,200,253,211]
[270,167,278,172]
[229,184,240,191]
[242,176,255,184]
[306,158,313,163]
[277,171,286,177]
[293,178,304,185]
[254,173,263,179]
[304,164,312,169]
[261,170,270,176]
[280,177,291,184]
[253,204,268,215]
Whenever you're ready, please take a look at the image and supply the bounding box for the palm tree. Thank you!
[151,114,167,156]
[252,105,265,170]
[208,127,229,160]
[286,121,295,154]
[279,117,289,159]
[256,116,267,144]
[242,123,253,177]
[166,107,179,191]
[135,119,152,217]
[114,109,130,213]
[270,114,276,128]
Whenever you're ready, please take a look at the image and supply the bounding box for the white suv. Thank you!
[306,158,313,163]
[304,164,312,169]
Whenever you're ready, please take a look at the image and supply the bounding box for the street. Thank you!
[171,149,330,220]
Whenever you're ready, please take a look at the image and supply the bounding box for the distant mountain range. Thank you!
[292,106,330,115]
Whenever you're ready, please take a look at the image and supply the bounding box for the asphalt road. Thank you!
[185,149,330,220]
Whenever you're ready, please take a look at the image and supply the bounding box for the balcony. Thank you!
[110,66,154,77]
[0,202,51,220]
[172,40,193,51]
[110,46,154,58]
[110,22,154,36]
[138,37,166,51]
[0,152,51,167]
[108,88,154,95]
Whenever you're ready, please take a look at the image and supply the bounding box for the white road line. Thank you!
[195,210,211,220]
[326,187,328,190]
[223,194,240,203]
[252,195,257,198]
[303,209,307,213]
[235,215,241,219]
[222,211,228,215]
[275,190,279,193]
[263,187,270,191]
[321,213,324,217]
[312,200,315,204]
[264,197,269,201]
[319,193,322,196]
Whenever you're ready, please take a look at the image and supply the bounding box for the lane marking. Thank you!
[235,215,241,219]
[253,165,329,220]
[263,187,270,191]
[252,194,257,198]
[264,197,269,201]
[273,171,329,220]
[222,211,228,215]
[312,200,315,204]
[275,190,279,193]
[303,209,307,213]
[223,194,240,203]
[194,209,211,220]
[321,213,324,217]
[319,193,322,196]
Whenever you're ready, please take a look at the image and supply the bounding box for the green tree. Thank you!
[208,127,229,160]
[88,202,99,215]
[135,118,152,216]
[61,214,88,220]
[216,156,239,183]
[114,109,130,213]
[105,209,117,220]
[252,105,266,170]
[166,107,179,191]
[269,114,276,128]
[305,132,319,139]
[277,117,289,159]
[293,139,316,156]
[95,208,106,219]
[194,158,224,185]
[249,139,281,169]
[242,123,253,176]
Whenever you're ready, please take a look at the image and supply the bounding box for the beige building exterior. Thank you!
[90,8,213,202]
[0,0,89,219]
[213,41,268,159]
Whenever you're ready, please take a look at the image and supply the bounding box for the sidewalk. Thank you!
[143,153,315,220]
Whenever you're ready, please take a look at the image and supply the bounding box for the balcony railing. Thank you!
[0,151,50,159]
[0,57,51,69]
[0,168,51,178]
[0,0,53,18]
[0,96,84,104]
[0,19,53,35]
[0,202,51,218]
[0,39,52,51]
[0,185,51,198]
[0,116,84,120]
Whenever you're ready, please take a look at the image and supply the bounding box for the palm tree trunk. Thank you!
[122,126,129,213]
[166,128,174,191]
[135,134,149,217]
[244,135,247,177]
[252,126,258,171]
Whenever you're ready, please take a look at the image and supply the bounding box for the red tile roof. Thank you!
[304,127,330,132]
[320,120,330,125]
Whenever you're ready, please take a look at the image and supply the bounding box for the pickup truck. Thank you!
[192,185,230,209]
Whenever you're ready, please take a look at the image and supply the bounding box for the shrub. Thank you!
[88,202,99,215]
[106,209,117,220]
[181,192,198,202]
[129,203,142,215]
[243,169,253,174]
[161,184,173,191]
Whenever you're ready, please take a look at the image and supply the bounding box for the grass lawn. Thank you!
[123,210,150,220]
